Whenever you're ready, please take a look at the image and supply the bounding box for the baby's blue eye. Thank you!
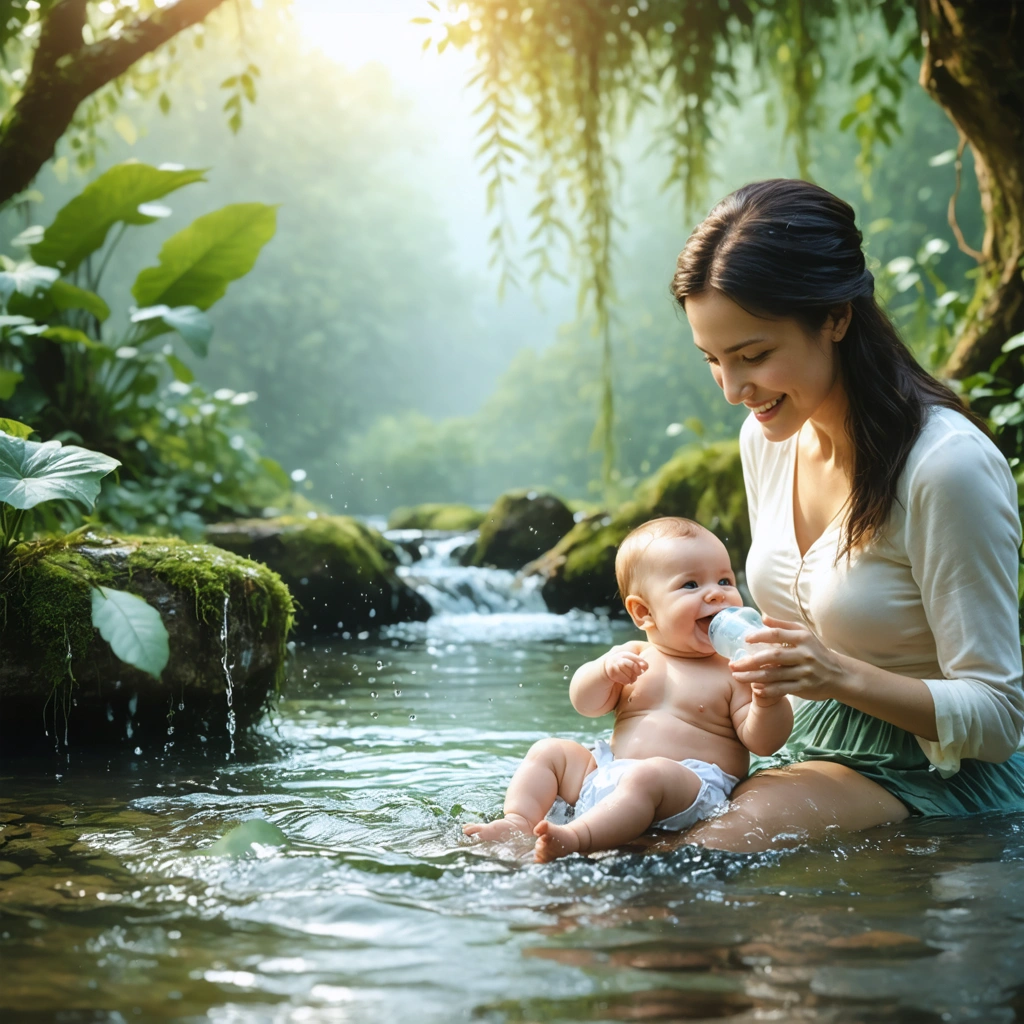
[719,578,733,586]
[682,581,698,589]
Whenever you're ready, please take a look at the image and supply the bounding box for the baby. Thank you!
[463,516,793,862]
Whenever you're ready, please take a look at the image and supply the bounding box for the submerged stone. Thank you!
[0,534,294,754]
[462,489,575,570]
[525,441,749,613]
[387,503,485,533]
[205,514,431,635]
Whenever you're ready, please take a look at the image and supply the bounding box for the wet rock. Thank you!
[206,514,431,635]
[387,503,485,532]
[198,818,289,857]
[462,490,575,570]
[0,534,294,754]
[524,441,748,614]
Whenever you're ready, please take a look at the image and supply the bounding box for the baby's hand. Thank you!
[602,647,649,686]
[750,683,787,708]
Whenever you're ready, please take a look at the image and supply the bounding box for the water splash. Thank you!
[221,593,236,759]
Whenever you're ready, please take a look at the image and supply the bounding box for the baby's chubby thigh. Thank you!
[605,756,704,822]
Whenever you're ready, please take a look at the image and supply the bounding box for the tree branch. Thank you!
[0,0,230,207]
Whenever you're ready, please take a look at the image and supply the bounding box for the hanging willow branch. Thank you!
[431,0,918,492]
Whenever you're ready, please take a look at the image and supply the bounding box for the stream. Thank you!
[2,528,1024,1022]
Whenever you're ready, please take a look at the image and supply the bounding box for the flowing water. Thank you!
[3,531,1024,1022]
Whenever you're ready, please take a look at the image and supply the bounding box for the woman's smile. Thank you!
[749,394,785,421]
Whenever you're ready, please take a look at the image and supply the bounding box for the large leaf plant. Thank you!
[0,420,169,678]
[0,160,288,537]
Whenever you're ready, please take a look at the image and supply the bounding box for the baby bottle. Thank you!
[708,606,773,661]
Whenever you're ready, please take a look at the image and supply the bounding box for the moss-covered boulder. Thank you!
[461,489,576,570]
[205,514,431,635]
[525,441,749,613]
[0,534,294,753]
[386,503,485,532]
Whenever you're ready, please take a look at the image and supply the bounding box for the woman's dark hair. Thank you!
[671,178,989,559]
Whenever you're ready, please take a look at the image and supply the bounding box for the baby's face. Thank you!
[631,534,742,654]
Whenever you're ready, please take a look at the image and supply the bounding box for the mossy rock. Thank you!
[525,440,749,614]
[0,534,295,754]
[462,489,576,570]
[387,503,485,532]
[205,514,431,635]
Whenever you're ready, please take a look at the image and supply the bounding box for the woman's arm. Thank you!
[732,423,1024,771]
[730,626,938,740]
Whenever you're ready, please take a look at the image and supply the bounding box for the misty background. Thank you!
[1,0,979,518]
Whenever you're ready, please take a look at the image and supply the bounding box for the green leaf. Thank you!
[90,587,169,679]
[0,262,59,305]
[50,280,110,321]
[31,162,208,273]
[0,419,33,440]
[165,354,194,383]
[0,435,120,510]
[131,204,277,311]
[130,304,213,356]
[41,326,99,347]
[0,369,23,400]
[1002,332,1024,354]
[0,314,36,329]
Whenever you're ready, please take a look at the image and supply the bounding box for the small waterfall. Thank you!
[221,593,236,759]
[388,530,547,616]
[383,529,614,645]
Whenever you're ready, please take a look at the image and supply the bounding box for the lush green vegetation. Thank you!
[0,0,1017,529]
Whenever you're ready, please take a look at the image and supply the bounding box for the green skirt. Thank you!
[750,699,1024,817]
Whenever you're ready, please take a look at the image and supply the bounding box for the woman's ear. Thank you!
[829,302,853,343]
[624,594,655,631]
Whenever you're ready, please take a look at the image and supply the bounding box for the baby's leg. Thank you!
[463,738,596,842]
[534,758,702,862]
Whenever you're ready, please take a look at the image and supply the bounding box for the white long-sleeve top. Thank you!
[740,405,1024,776]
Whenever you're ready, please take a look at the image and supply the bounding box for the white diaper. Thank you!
[547,738,740,832]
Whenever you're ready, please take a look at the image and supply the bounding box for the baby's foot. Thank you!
[533,819,582,862]
[463,813,531,842]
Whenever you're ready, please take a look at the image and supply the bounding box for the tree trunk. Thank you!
[918,1,1024,379]
[0,0,228,208]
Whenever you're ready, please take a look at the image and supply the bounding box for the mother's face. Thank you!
[685,288,846,443]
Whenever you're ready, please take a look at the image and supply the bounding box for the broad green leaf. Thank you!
[41,326,99,347]
[0,314,36,329]
[0,419,33,439]
[50,281,110,321]
[31,162,208,273]
[1002,332,1024,354]
[165,353,194,383]
[6,280,110,322]
[0,369,23,400]
[131,304,213,356]
[132,203,277,311]
[0,262,59,305]
[90,586,169,679]
[0,435,120,510]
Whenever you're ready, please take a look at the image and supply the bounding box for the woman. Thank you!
[671,179,1024,851]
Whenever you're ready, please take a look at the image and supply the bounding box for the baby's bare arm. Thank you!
[730,683,793,757]
[570,642,649,717]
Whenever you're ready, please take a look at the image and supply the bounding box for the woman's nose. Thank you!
[719,367,754,406]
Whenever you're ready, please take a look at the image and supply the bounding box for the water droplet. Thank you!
[370,711,378,719]
[563,665,570,671]
[394,689,402,697]
[134,747,142,755]
[370,692,378,699]
[376,660,383,670]
[409,715,416,721]
[518,682,523,687]
[178,702,184,711]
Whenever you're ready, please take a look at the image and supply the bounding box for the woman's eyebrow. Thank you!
[694,337,769,355]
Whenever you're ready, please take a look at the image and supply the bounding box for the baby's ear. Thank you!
[624,594,654,631]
